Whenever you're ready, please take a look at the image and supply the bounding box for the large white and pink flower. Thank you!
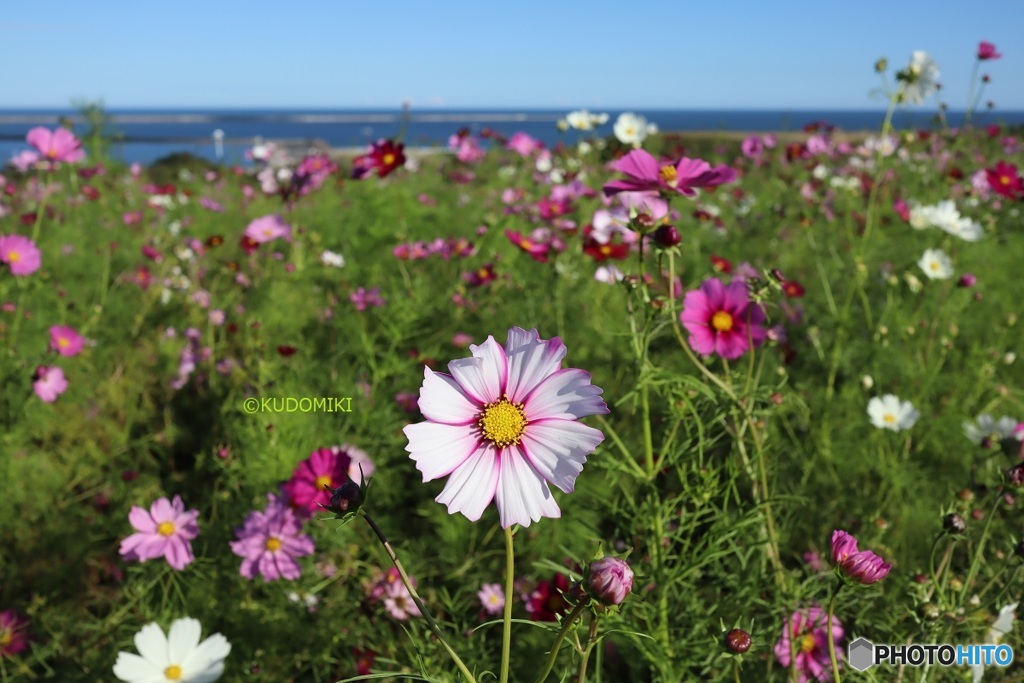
[403,327,608,528]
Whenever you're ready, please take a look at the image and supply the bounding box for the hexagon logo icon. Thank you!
[848,637,875,671]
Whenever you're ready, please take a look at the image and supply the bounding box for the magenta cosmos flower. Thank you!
[0,610,30,658]
[230,493,314,581]
[680,278,767,360]
[403,327,608,528]
[119,495,200,571]
[282,444,373,514]
[26,126,85,165]
[0,235,42,276]
[603,149,736,198]
[775,605,843,683]
[32,366,68,403]
[978,41,1002,61]
[830,530,892,584]
[49,325,85,357]
[243,214,292,244]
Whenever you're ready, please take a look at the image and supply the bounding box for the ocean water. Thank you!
[1,108,1021,166]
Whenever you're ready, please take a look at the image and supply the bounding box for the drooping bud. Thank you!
[944,513,967,535]
[326,480,363,516]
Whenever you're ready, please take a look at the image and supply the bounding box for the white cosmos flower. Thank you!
[320,249,346,268]
[613,112,650,147]
[908,202,933,230]
[565,109,608,131]
[594,265,625,284]
[114,618,230,683]
[867,394,920,431]
[945,217,982,242]
[972,603,1018,683]
[901,51,940,105]
[963,414,1020,445]
[918,248,953,280]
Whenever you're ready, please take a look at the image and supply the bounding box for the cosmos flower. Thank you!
[613,112,656,147]
[898,51,940,105]
[26,126,85,165]
[867,395,919,431]
[230,494,315,582]
[775,605,843,683]
[119,495,200,571]
[978,41,1002,61]
[506,132,543,157]
[0,234,42,276]
[971,603,1018,683]
[351,139,406,179]
[680,278,767,360]
[49,325,85,357]
[963,414,1020,445]
[113,617,230,683]
[564,110,608,131]
[282,444,372,514]
[477,583,505,616]
[918,248,954,280]
[403,327,608,528]
[243,215,292,245]
[33,366,68,403]
[603,149,736,199]
[985,161,1023,199]
[0,610,30,658]
[830,530,892,584]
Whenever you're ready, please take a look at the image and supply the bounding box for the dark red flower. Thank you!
[462,262,497,287]
[524,573,571,622]
[277,345,297,357]
[782,280,806,298]
[985,161,1023,199]
[710,254,732,274]
[352,139,406,179]
[583,238,630,262]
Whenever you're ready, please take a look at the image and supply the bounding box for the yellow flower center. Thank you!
[58,338,70,348]
[314,474,333,491]
[164,664,183,680]
[519,239,533,250]
[157,521,176,536]
[263,228,273,237]
[266,537,282,551]
[883,414,896,424]
[47,149,58,159]
[929,261,940,271]
[659,164,678,185]
[477,269,489,279]
[0,630,11,647]
[800,633,816,653]
[1001,175,1011,186]
[7,251,20,263]
[382,153,395,166]
[479,397,528,448]
[711,311,734,332]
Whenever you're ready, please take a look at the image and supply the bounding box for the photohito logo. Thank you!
[848,637,1013,672]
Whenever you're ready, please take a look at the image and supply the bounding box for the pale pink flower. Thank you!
[26,127,85,165]
[230,494,315,582]
[118,495,200,571]
[0,235,42,276]
[243,215,292,244]
[478,583,505,616]
[403,327,608,528]
[33,366,67,402]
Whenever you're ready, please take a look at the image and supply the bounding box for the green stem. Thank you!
[361,512,478,683]
[827,582,843,683]
[576,613,600,683]
[500,526,515,683]
[533,602,587,683]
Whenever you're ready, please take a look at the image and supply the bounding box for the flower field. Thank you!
[2,48,1024,683]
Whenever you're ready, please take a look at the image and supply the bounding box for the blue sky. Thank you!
[3,1,1023,110]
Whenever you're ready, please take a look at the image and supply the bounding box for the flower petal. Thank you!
[113,652,163,682]
[495,446,560,528]
[447,336,507,404]
[128,506,157,533]
[435,443,499,522]
[404,421,480,481]
[504,327,566,403]
[520,419,604,493]
[183,632,232,672]
[134,622,169,669]
[167,618,202,666]
[522,369,608,421]
[608,149,659,182]
[417,368,480,425]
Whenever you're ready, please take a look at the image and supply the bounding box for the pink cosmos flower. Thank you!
[282,444,373,514]
[0,610,30,658]
[775,605,843,683]
[603,149,736,198]
[231,493,315,581]
[118,495,200,571]
[33,366,67,403]
[243,215,292,244]
[350,287,386,311]
[978,41,1002,61]
[830,530,892,584]
[506,132,543,157]
[680,278,767,359]
[26,127,85,165]
[49,325,85,357]
[367,568,422,621]
[741,135,764,160]
[0,235,42,276]
[10,150,40,172]
[478,583,505,616]
[403,327,608,528]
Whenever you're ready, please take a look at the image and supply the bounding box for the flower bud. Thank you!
[586,556,634,606]
[327,481,363,515]
[830,530,891,584]
[944,513,967,535]
[1009,464,1024,488]
[725,629,751,653]
[652,224,681,248]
